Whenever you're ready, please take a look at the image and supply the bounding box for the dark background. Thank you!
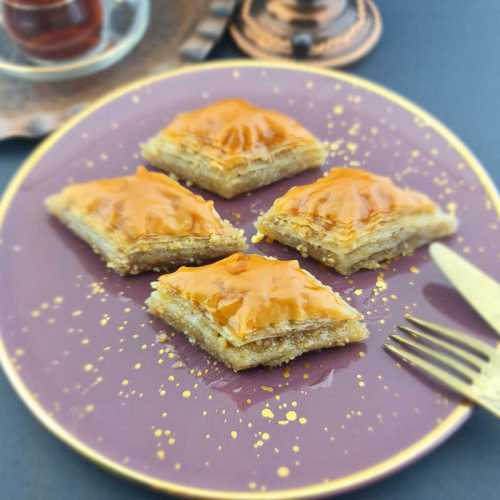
[1,2,499,499]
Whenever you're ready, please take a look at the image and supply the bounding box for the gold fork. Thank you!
[385,315,500,418]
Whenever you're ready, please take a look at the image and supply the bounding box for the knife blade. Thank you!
[429,242,500,337]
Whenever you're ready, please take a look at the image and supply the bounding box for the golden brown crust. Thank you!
[255,167,458,274]
[45,167,247,275]
[162,98,322,168]
[153,253,362,346]
[141,99,326,198]
[272,167,437,230]
[45,166,227,241]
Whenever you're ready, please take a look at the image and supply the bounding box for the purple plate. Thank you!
[0,61,499,499]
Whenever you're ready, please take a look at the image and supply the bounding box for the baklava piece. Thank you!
[146,253,368,371]
[255,167,457,275]
[45,166,246,275]
[141,98,326,199]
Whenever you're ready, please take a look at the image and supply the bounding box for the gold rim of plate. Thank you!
[0,60,499,500]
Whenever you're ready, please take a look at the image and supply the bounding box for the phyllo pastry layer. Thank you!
[146,253,368,371]
[255,167,457,275]
[45,166,246,275]
[142,98,326,199]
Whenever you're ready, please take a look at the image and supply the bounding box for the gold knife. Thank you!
[429,242,500,337]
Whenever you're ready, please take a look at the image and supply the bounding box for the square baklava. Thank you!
[255,167,458,275]
[141,99,326,199]
[146,253,368,371]
[45,166,246,275]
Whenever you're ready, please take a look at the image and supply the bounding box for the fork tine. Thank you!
[390,334,478,381]
[384,343,474,398]
[398,325,484,370]
[405,315,496,359]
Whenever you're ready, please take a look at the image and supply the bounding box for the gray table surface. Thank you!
[1,1,499,499]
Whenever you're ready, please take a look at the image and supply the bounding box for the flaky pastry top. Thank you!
[49,166,225,240]
[272,167,437,227]
[156,253,360,341]
[162,99,320,163]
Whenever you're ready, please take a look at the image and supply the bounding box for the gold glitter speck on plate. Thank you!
[333,105,344,115]
[277,466,290,478]
[261,408,275,419]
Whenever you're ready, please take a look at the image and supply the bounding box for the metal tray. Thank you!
[0,0,235,139]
